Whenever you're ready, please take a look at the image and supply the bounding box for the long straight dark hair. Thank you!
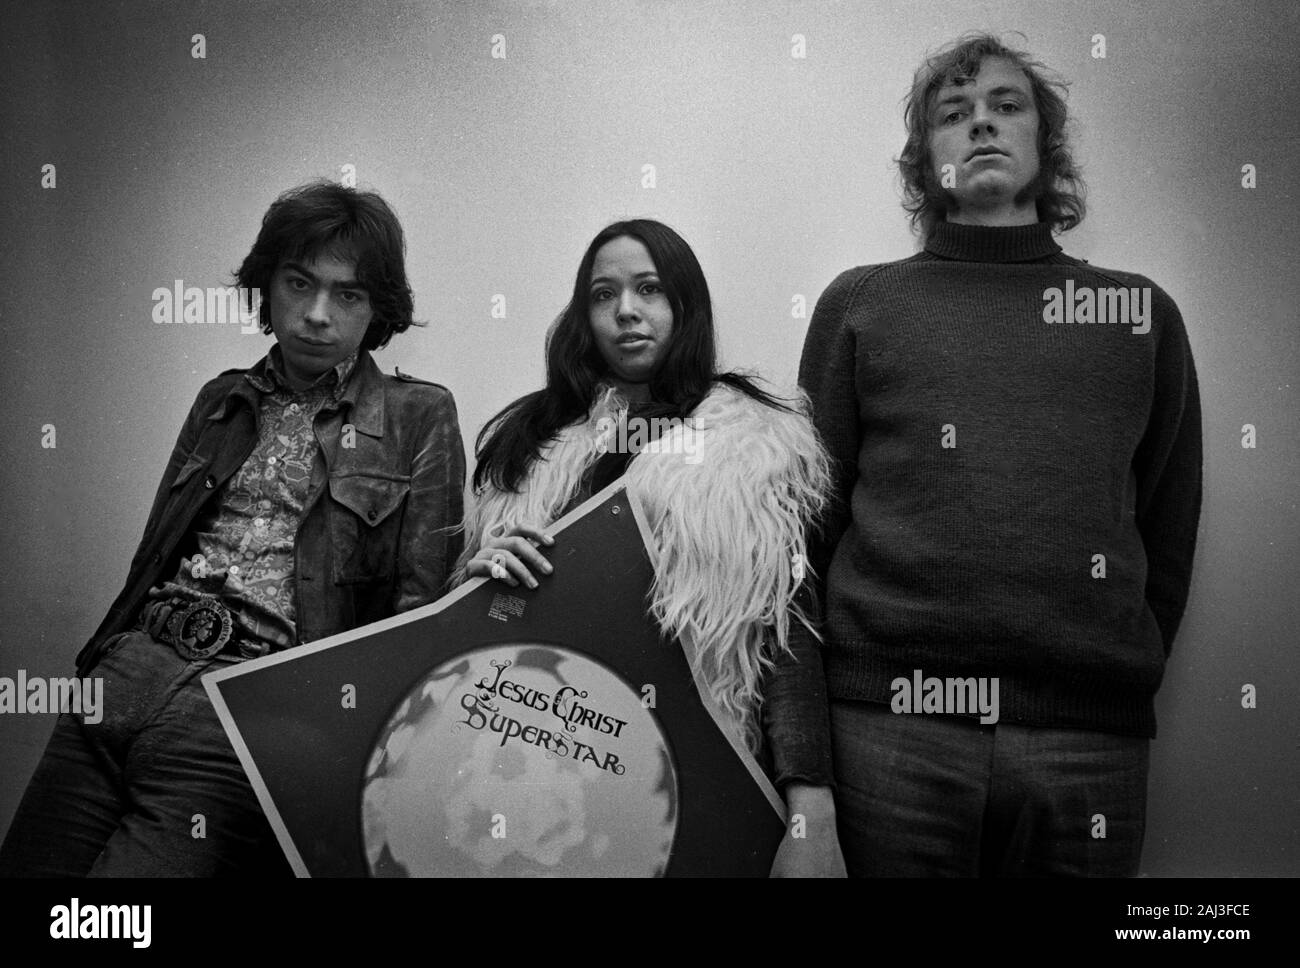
[473,218,787,492]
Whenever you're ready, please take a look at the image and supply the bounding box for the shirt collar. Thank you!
[247,343,359,399]
[209,348,385,436]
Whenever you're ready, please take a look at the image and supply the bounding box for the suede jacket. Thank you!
[75,350,465,675]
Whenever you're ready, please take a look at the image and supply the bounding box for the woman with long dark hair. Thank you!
[457,219,844,875]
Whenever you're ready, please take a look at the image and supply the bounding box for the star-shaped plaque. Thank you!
[205,481,786,877]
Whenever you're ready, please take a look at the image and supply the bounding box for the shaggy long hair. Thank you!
[235,180,416,351]
[897,33,1086,239]
[472,218,788,492]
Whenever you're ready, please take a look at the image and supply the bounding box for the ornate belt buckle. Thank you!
[170,600,234,660]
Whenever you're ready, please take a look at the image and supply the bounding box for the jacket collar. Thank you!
[248,343,359,396]
[207,348,386,437]
[332,350,385,437]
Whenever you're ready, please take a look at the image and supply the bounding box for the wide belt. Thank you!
[138,597,271,661]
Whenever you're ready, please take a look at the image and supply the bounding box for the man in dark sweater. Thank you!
[784,34,1202,876]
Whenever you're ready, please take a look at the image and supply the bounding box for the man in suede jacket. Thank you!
[1,181,465,877]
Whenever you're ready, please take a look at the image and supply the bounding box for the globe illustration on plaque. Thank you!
[361,643,678,876]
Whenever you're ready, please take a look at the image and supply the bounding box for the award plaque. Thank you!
[204,480,786,877]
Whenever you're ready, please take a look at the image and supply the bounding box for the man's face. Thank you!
[268,253,373,388]
[927,56,1041,220]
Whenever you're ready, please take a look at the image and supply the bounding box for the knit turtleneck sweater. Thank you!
[784,221,1202,741]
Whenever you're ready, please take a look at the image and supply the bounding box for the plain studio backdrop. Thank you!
[1,0,1296,876]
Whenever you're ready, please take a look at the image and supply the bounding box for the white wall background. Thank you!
[2,0,1297,875]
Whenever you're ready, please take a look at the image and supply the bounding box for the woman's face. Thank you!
[587,236,674,388]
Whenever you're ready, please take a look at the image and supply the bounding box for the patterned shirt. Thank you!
[147,346,358,650]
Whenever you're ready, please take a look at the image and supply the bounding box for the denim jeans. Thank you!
[831,699,1149,877]
[0,631,292,877]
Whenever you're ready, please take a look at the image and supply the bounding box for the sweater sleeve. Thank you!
[798,269,865,584]
[1133,285,1203,655]
[761,269,865,790]
[762,584,836,790]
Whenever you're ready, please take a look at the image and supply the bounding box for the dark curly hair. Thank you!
[897,33,1086,239]
[234,180,416,351]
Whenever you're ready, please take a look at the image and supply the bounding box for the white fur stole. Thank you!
[455,383,831,752]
